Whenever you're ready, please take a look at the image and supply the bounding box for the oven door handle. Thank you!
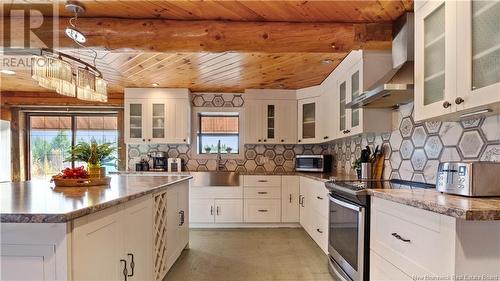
[328,194,363,212]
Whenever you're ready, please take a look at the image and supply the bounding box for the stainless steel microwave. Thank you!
[295,155,333,172]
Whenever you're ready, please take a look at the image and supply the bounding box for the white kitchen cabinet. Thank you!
[299,176,329,254]
[281,176,300,223]
[163,181,189,271]
[244,99,297,144]
[190,198,243,223]
[124,88,191,144]
[415,0,499,121]
[371,197,500,279]
[1,244,57,281]
[336,51,393,138]
[244,199,281,223]
[215,199,244,223]
[73,197,152,281]
[297,97,321,144]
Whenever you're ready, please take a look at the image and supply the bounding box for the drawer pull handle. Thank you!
[210,206,214,215]
[316,228,323,234]
[257,191,268,194]
[120,259,128,281]
[216,206,220,216]
[257,180,268,183]
[391,232,411,243]
[289,194,292,203]
[258,209,268,212]
[127,253,135,277]
[316,196,324,200]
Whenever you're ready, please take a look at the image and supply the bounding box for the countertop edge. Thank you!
[1,176,192,223]
[368,190,500,221]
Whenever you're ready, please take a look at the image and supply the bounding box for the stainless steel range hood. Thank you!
[347,13,414,109]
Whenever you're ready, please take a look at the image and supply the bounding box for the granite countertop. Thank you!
[1,174,192,223]
[369,188,500,221]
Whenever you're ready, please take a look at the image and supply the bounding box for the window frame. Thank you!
[191,107,244,160]
[26,112,119,180]
[197,113,240,155]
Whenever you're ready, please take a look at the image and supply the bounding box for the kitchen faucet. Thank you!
[216,140,224,171]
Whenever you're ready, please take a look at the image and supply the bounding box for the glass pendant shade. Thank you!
[31,52,107,102]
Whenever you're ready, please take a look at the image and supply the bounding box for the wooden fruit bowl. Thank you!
[51,176,111,187]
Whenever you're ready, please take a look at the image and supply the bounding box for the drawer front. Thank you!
[243,175,281,187]
[371,198,455,277]
[308,209,328,254]
[244,199,281,223]
[370,250,412,281]
[244,187,281,199]
[190,186,243,199]
[309,186,329,216]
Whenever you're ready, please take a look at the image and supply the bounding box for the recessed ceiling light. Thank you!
[152,83,159,87]
[321,59,333,65]
[0,69,16,75]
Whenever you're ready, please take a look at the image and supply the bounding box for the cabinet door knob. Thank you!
[263,139,267,142]
[127,253,135,277]
[455,97,464,105]
[323,136,329,139]
[316,228,323,234]
[148,139,151,142]
[317,196,324,200]
[281,139,285,143]
[442,101,451,108]
[298,139,302,143]
[183,139,186,142]
[258,139,262,142]
[142,139,146,142]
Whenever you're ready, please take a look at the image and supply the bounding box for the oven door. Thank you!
[328,194,365,281]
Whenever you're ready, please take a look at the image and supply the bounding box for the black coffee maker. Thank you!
[150,151,168,171]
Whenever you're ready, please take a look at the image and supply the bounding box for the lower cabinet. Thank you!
[72,196,153,281]
[281,176,300,223]
[299,176,329,254]
[0,243,59,281]
[244,199,281,223]
[190,198,243,223]
[371,197,500,279]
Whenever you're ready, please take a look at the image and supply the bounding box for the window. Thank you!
[197,112,239,154]
[28,114,118,180]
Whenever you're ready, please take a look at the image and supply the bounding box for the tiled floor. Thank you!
[163,228,338,281]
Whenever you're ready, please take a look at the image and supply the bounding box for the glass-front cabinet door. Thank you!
[349,69,362,134]
[264,103,277,143]
[415,0,457,121]
[125,101,146,143]
[338,80,348,136]
[457,0,500,110]
[298,98,318,143]
[151,102,167,142]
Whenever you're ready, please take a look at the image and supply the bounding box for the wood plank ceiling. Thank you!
[0,1,413,94]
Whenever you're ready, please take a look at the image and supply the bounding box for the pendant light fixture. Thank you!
[30,2,108,102]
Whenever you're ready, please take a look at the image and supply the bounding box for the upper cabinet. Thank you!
[297,85,324,144]
[245,99,297,144]
[415,0,500,121]
[335,51,394,138]
[125,88,191,144]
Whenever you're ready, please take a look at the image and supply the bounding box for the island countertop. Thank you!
[0,174,192,223]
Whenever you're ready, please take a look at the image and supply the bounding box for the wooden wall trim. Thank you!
[6,17,393,53]
[0,92,124,107]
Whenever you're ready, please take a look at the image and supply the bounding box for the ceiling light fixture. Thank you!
[321,59,333,65]
[65,3,86,43]
[152,83,159,87]
[0,69,16,75]
[31,49,107,102]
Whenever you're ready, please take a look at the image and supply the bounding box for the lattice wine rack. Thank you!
[153,190,168,281]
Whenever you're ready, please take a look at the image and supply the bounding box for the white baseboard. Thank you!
[189,223,301,229]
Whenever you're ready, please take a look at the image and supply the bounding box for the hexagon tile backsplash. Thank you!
[127,103,500,184]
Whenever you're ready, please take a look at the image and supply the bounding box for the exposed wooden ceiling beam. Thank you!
[0,92,124,107]
[5,17,392,53]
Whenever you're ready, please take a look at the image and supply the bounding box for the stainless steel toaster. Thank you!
[436,162,500,197]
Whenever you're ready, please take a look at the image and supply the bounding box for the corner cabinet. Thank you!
[124,88,191,144]
[415,0,500,121]
[336,51,393,138]
[245,99,297,144]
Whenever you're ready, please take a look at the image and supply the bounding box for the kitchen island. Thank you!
[0,174,192,281]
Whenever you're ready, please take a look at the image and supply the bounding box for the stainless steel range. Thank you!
[324,179,434,281]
